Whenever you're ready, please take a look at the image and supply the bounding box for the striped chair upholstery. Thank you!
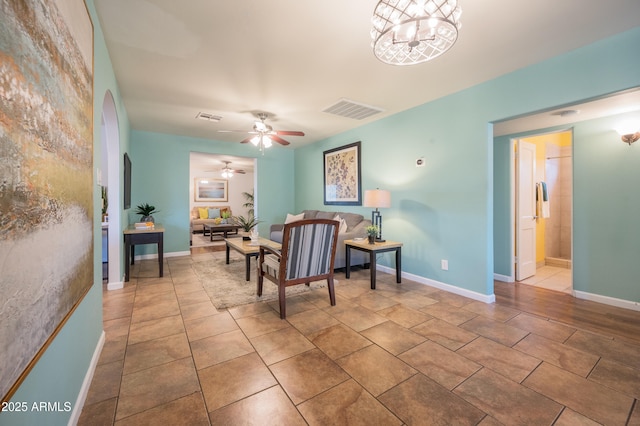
[257,219,339,319]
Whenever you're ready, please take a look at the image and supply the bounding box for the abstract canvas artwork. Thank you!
[323,141,362,205]
[0,0,94,400]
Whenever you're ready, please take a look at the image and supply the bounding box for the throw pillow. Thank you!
[198,207,208,219]
[285,212,305,224]
[208,208,221,219]
[333,214,348,234]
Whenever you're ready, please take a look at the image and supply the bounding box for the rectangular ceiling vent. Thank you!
[322,99,384,120]
[196,112,222,122]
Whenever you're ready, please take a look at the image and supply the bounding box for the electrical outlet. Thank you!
[441,259,449,270]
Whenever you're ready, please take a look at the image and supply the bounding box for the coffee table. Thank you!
[225,237,281,281]
[203,223,240,241]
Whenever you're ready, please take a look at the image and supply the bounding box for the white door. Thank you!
[516,140,536,281]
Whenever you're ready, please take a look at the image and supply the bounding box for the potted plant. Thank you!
[233,214,261,240]
[221,211,231,224]
[241,191,254,217]
[101,186,108,222]
[135,203,159,223]
[366,225,379,244]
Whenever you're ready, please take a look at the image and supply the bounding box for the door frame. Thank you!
[507,128,574,285]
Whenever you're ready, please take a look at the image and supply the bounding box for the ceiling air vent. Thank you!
[196,112,222,122]
[322,99,384,120]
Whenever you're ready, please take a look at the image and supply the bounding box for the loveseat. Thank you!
[190,205,232,233]
[269,210,371,269]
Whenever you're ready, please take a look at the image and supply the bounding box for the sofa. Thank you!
[190,205,233,233]
[269,210,371,269]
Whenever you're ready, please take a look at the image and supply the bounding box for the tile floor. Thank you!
[519,265,572,294]
[80,251,640,425]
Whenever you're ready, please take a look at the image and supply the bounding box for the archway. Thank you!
[100,91,123,290]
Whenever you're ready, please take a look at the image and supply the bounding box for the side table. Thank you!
[124,224,164,282]
[345,239,402,289]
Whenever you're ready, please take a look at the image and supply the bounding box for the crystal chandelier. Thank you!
[371,0,462,65]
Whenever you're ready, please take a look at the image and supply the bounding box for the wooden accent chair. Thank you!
[257,218,340,319]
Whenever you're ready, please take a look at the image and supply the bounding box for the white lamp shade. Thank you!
[364,189,391,208]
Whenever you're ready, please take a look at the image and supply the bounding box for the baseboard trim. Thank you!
[68,330,105,426]
[135,250,191,261]
[107,280,124,291]
[573,290,640,312]
[376,265,496,303]
[493,273,514,283]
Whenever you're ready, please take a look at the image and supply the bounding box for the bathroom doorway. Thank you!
[514,129,573,293]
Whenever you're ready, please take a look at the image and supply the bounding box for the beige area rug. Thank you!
[192,256,331,309]
[190,233,228,248]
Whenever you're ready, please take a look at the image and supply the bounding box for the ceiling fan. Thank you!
[218,113,304,152]
[220,161,245,178]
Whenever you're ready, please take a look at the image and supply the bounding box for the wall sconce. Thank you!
[615,121,639,145]
[364,189,391,242]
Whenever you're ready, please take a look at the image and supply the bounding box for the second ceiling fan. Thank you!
[219,113,304,151]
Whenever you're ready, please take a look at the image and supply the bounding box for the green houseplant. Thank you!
[221,210,231,224]
[101,186,108,221]
[135,203,159,223]
[366,225,379,244]
[233,214,261,240]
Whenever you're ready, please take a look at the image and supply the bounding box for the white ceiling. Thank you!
[94,1,640,147]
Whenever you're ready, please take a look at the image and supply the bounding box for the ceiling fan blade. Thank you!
[240,136,254,144]
[270,135,291,146]
[233,169,246,174]
[274,130,304,136]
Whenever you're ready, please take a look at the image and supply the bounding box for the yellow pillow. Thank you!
[198,208,208,219]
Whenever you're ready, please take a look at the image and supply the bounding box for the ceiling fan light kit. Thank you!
[220,161,246,178]
[371,0,462,66]
[219,112,304,154]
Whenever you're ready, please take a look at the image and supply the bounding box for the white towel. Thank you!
[536,182,550,219]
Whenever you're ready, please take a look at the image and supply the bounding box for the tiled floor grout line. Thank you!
[87,254,640,425]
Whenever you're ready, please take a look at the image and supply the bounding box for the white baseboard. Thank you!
[135,250,190,261]
[107,280,123,291]
[573,290,640,312]
[376,265,496,303]
[68,330,105,426]
[493,273,514,283]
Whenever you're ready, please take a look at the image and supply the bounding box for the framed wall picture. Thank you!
[195,178,228,202]
[323,141,362,205]
[1,0,94,401]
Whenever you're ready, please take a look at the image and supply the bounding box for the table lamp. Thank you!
[364,189,391,242]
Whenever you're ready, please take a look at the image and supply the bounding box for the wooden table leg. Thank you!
[124,237,131,282]
[345,245,351,279]
[245,255,251,281]
[396,247,401,283]
[370,251,377,290]
[158,234,163,277]
[226,243,231,264]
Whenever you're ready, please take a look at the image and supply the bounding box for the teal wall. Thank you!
[129,130,295,255]
[573,112,640,301]
[2,1,129,424]
[296,27,640,297]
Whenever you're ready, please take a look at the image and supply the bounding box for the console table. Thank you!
[124,224,164,282]
[345,239,402,289]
